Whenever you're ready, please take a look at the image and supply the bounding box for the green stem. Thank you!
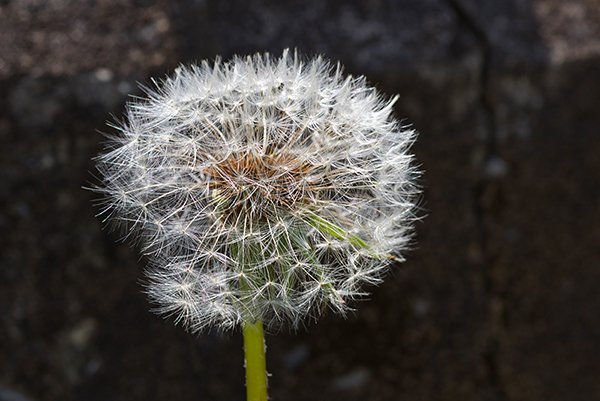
[304,211,403,262]
[243,320,268,401]
[304,211,369,249]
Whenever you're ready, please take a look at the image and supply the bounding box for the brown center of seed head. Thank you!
[205,150,317,223]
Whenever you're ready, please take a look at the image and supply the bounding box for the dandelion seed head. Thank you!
[95,49,419,332]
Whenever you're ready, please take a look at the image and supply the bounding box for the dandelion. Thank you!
[94,49,419,401]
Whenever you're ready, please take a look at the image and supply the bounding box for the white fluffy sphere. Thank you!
[95,49,419,332]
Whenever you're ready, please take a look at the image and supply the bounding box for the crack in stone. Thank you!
[445,1,508,399]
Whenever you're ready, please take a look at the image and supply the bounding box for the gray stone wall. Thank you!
[1,1,599,400]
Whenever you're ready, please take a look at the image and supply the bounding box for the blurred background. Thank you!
[1,1,599,400]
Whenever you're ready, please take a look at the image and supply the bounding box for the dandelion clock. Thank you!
[93,49,419,401]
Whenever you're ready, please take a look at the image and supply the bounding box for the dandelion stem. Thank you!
[304,211,369,250]
[243,320,268,401]
[304,211,406,263]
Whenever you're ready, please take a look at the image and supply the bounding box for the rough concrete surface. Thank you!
[1,1,599,400]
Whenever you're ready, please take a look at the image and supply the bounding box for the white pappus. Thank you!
[94,49,420,333]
